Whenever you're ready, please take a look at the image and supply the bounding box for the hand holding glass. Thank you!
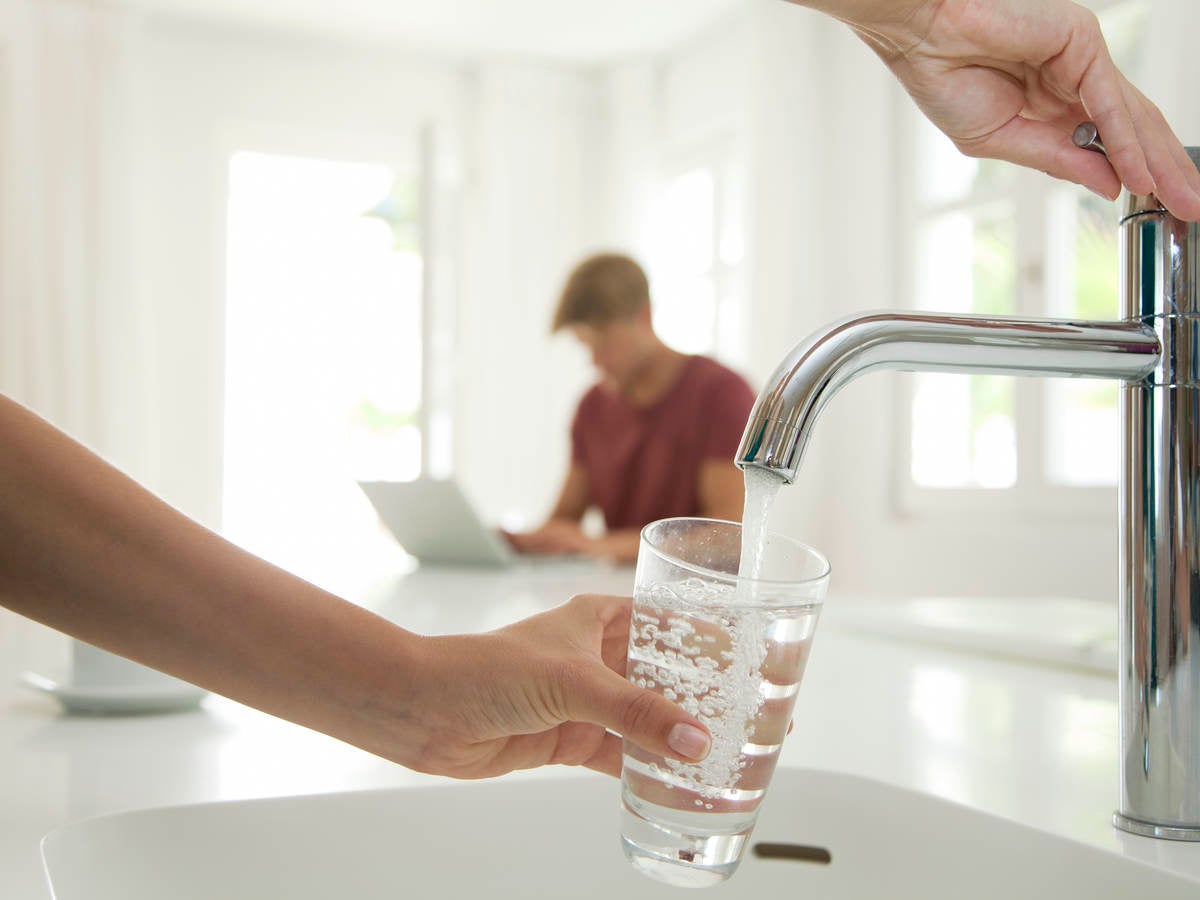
[619,517,830,887]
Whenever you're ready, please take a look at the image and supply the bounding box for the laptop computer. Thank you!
[357,477,525,567]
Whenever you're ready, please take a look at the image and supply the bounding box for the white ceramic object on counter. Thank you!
[19,640,206,715]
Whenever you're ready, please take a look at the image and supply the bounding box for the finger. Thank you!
[597,599,634,674]
[962,115,1120,198]
[582,730,625,778]
[1123,83,1200,220]
[563,664,711,763]
[1130,84,1200,193]
[1075,56,1154,196]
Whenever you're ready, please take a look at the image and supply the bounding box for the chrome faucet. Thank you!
[736,135,1200,840]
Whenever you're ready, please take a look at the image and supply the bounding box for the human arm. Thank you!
[506,473,746,567]
[788,0,1200,220]
[578,458,749,565]
[502,462,594,555]
[503,463,642,563]
[0,395,709,778]
[580,529,642,565]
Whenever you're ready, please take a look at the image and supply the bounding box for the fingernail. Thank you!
[667,723,711,760]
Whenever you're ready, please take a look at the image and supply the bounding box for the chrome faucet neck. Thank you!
[737,312,1158,483]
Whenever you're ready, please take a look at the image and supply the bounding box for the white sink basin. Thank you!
[41,769,1198,898]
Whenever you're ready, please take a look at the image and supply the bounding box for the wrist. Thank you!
[789,0,935,56]
[340,627,446,768]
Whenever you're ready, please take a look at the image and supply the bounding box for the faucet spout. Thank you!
[736,311,1160,483]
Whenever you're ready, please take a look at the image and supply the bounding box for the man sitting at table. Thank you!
[503,252,756,564]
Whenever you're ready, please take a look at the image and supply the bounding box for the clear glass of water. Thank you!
[620,517,830,888]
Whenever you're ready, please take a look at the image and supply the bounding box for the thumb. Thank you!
[567,666,711,763]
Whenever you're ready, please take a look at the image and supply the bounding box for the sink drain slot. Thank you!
[752,843,832,865]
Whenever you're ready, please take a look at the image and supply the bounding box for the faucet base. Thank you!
[1113,812,1200,841]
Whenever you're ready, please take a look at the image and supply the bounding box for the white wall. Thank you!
[0,1,147,472]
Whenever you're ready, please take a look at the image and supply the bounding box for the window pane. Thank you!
[1039,2,1142,487]
[1101,1,1148,74]
[913,374,1016,488]
[917,120,1012,208]
[912,207,1017,488]
[1045,188,1120,485]
[915,207,1015,313]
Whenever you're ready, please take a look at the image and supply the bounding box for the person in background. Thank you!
[503,253,756,565]
[2,0,1199,786]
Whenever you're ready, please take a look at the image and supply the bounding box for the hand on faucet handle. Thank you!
[792,0,1200,220]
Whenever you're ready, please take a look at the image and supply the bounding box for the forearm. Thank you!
[0,396,713,778]
[786,0,929,34]
[0,395,421,757]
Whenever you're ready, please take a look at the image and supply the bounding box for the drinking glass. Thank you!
[620,517,830,887]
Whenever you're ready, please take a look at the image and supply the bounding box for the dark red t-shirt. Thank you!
[570,355,756,531]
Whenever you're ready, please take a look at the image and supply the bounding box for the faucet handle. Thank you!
[1074,121,1177,220]
[1073,122,1107,157]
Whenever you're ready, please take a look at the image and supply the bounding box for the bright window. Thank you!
[647,148,745,365]
[222,150,421,594]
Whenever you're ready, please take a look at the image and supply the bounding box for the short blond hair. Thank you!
[551,253,650,332]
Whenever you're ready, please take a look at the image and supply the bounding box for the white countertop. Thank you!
[3,561,1199,897]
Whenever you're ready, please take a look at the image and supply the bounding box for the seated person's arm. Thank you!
[586,528,641,565]
[503,463,592,555]
[698,459,747,523]
[505,465,642,564]
[575,459,749,566]
[544,465,640,563]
